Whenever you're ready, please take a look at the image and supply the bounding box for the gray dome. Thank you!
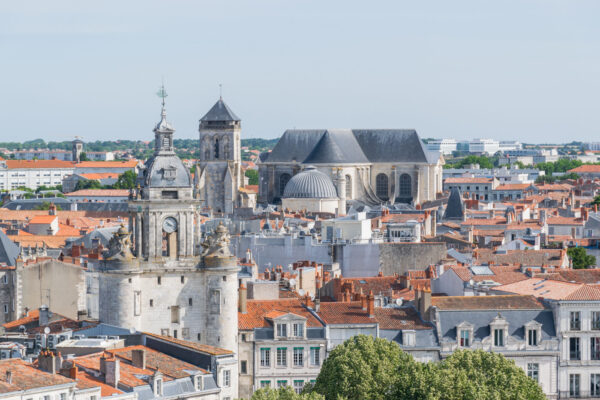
[143,155,191,188]
[283,167,338,199]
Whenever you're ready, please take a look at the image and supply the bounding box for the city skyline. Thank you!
[2,1,599,143]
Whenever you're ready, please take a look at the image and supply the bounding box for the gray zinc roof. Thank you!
[200,98,240,122]
[282,167,338,199]
[438,309,556,343]
[0,230,19,266]
[303,130,368,164]
[266,129,432,164]
[443,187,464,220]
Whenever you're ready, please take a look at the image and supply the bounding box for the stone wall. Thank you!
[378,242,446,276]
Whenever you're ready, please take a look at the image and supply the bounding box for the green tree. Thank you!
[592,195,600,206]
[245,169,259,185]
[79,152,90,161]
[313,335,412,400]
[34,201,62,211]
[251,387,324,400]
[74,179,103,191]
[113,170,137,189]
[568,247,597,269]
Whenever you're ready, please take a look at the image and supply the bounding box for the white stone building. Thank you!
[259,129,443,209]
[468,139,500,155]
[426,138,457,155]
[96,100,240,395]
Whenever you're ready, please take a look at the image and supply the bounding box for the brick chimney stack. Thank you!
[239,283,247,314]
[367,291,375,317]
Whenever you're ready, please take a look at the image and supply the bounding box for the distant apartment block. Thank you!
[0,160,75,190]
[426,139,457,155]
[469,139,500,155]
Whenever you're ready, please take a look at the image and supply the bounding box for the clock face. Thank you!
[163,217,178,233]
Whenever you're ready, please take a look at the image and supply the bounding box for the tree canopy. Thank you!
[568,247,597,269]
[245,169,259,185]
[251,387,324,400]
[306,336,544,400]
[113,170,137,189]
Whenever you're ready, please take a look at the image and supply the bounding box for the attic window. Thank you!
[162,190,178,199]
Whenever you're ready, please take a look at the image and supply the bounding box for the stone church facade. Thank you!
[258,129,443,209]
[195,98,243,214]
[97,102,239,370]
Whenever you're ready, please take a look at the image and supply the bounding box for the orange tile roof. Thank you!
[75,160,138,168]
[8,235,72,248]
[5,160,74,169]
[3,309,39,329]
[569,165,600,173]
[142,332,233,355]
[494,184,530,191]
[448,265,529,285]
[239,299,323,330]
[475,248,566,267]
[462,218,507,226]
[65,189,129,197]
[79,173,120,180]
[432,295,544,310]
[0,359,74,392]
[57,223,82,236]
[445,177,493,184]
[492,277,600,300]
[76,370,122,396]
[28,215,57,224]
[547,216,584,225]
[317,301,377,325]
[373,307,432,330]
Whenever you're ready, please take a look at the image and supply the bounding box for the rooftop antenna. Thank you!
[156,79,168,109]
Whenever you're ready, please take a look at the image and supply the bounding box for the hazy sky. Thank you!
[1,1,599,143]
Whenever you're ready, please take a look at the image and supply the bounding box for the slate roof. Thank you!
[200,98,240,122]
[265,129,431,164]
[443,187,464,220]
[0,230,19,267]
[437,309,556,342]
[303,130,368,164]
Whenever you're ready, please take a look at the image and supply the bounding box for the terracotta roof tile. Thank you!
[432,295,544,310]
[569,165,600,173]
[5,160,74,169]
[492,277,600,300]
[239,299,323,330]
[75,160,138,168]
[317,301,377,325]
[28,215,58,224]
[373,307,431,330]
[142,333,233,355]
[0,359,74,392]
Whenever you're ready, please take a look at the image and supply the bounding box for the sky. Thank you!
[1,1,599,143]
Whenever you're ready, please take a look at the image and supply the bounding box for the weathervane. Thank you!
[157,81,168,108]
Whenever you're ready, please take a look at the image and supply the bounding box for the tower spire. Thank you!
[219,83,222,100]
[157,81,168,112]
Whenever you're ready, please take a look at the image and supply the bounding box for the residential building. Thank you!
[443,177,497,200]
[238,299,326,398]
[431,295,559,398]
[0,160,75,191]
[64,189,129,203]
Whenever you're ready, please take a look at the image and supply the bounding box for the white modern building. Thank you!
[469,139,500,155]
[0,160,75,190]
[426,139,457,155]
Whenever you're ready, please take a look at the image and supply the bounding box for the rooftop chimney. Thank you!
[239,284,247,314]
[131,349,146,370]
[367,291,375,317]
[314,298,320,313]
[361,294,367,310]
[39,305,49,327]
[105,358,120,388]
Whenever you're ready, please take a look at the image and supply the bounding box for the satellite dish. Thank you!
[289,278,296,286]
[298,289,305,296]
[130,327,136,334]
[44,327,51,334]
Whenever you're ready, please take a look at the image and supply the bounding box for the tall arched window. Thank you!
[345,175,352,198]
[279,173,291,196]
[214,138,220,159]
[376,173,389,200]
[399,174,412,197]
[223,137,231,160]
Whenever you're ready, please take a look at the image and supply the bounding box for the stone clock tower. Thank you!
[97,94,239,369]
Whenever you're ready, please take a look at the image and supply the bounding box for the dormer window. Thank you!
[525,321,542,347]
[162,167,177,180]
[490,314,508,348]
[153,374,163,396]
[277,323,287,338]
[494,329,504,347]
[403,330,416,347]
[292,322,304,338]
[460,330,470,347]
[528,329,537,346]
[456,322,473,348]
